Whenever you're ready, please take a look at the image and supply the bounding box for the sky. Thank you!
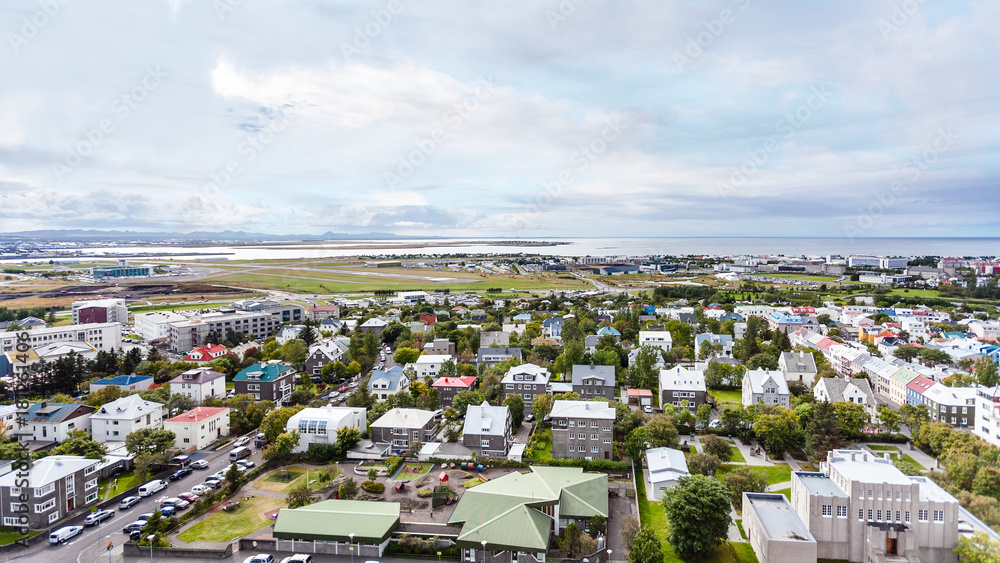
[1,0,998,239]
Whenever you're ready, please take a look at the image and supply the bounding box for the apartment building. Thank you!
[167,310,283,353]
[370,408,437,452]
[658,366,708,411]
[133,311,186,341]
[233,362,295,403]
[21,402,95,443]
[571,364,616,400]
[501,363,550,413]
[432,376,477,407]
[550,400,614,460]
[164,407,230,451]
[0,322,121,354]
[90,395,164,444]
[169,367,226,404]
[462,402,513,458]
[921,384,976,428]
[742,369,790,408]
[638,330,673,352]
[0,455,102,529]
[973,385,1000,447]
[72,298,128,325]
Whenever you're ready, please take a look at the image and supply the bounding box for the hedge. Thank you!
[858,432,909,444]
[361,481,385,493]
[306,443,345,464]
[386,456,406,477]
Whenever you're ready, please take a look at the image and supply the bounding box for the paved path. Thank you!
[727,505,743,542]
[782,452,802,471]
[766,481,792,492]
[862,442,940,471]
[734,440,775,466]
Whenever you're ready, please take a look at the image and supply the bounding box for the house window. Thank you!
[822,505,832,517]
[481,440,490,448]
[933,510,944,522]
[86,492,98,503]
[48,512,59,523]
[895,510,901,522]
[918,510,928,522]
[905,511,911,523]
[591,421,599,428]
[568,421,575,428]
[591,446,599,453]
[35,499,55,512]
[591,434,599,440]
[877,510,882,521]
[868,509,873,521]
[577,433,585,440]
[34,483,54,497]
[85,479,97,489]
[858,509,864,521]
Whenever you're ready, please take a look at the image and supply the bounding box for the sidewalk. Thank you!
[862,442,940,471]
[733,440,775,466]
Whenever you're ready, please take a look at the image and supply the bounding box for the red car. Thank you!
[338,386,348,393]
[178,492,199,503]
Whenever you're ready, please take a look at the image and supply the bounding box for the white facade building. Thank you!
[90,395,164,444]
[0,322,121,353]
[168,368,226,404]
[286,406,367,453]
[742,369,790,408]
[638,330,672,352]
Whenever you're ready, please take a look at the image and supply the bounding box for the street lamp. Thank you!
[607,549,612,563]
[147,534,155,563]
[438,551,442,563]
[481,540,488,563]
[349,532,355,563]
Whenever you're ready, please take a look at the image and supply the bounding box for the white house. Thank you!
[779,351,818,385]
[638,330,673,352]
[413,354,453,378]
[164,407,230,452]
[645,447,689,500]
[742,369,790,408]
[813,377,877,421]
[168,368,226,404]
[89,395,164,445]
[367,366,410,401]
[286,406,367,453]
[22,403,95,443]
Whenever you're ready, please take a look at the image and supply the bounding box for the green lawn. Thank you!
[735,519,746,539]
[716,463,792,486]
[99,470,145,500]
[400,462,434,476]
[264,468,304,483]
[901,454,925,469]
[797,461,818,472]
[774,488,791,501]
[711,390,742,404]
[728,446,746,464]
[0,529,42,546]
[866,445,898,451]
[177,496,286,542]
[730,542,759,563]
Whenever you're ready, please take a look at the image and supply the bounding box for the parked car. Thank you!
[643,405,653,414]
[191,484,211,495]
[708,418,722,429]
[84,509,115,526]
[190,459,210,470]
[119,496,141,509]
[234,436,251,447]
[160,506,177,518]
[122,521,147,534]
[138,513,154,521]
[204,479,222,489]
[161,498,190,510]
[243,555,275,563]
[524,413,535,422]
[237,459,256,468]
[280,555,313,563]
[178,492,199,503]
[170,467,193,480]
[49,526,84,544]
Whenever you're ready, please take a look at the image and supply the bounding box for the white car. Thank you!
[643,405,653,414]
[243,555,275,563]
[280,555,313,563]
[84,509,115,526]
[49,525,83,544]
[191,484,211,495]
[708,419,722,429]
[234,436,251,447]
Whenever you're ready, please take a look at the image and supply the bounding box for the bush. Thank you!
[386,456,405,476]
[417,488,432,498]
[361,481,385,493]
[858,432,909,444]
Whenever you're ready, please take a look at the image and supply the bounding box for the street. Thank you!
[10,431,264,563]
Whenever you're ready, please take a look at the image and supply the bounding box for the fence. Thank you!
[123,542,233,559]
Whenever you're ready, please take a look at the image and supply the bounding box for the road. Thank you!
[10,431,264,563]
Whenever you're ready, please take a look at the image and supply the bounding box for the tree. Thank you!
[662,475,731,558]
[54,430,107,459]
[451,390,485,416]
[339,477,359,500]
[627,346,661,389]
[263,431,299,462]
[503,394,524,428]
[687,453,722,476]
[84,385,123,407]
[280,339,308,369]
[806,401,845,461]
[973,467,1000,501]
[953,531,1000,563]
[975,357,1000,388]
[589,515,607,537]
[723,465,768,510]
[752,409,800,456]
[393,347,421,365]
[531,394,555,421]
[620,515,641,551]
[624,427,652,460]
[918,348,952,367]
[627,527,663,563]
[225,462,244,495]
[893,345,920,362]
[335,426,362,457]
[746,353,779,371]
[695,403,712,427]
[367,467,378,483]
[299,324,318,347]
[645,415,679,449]
[700,434,733,462]
[125,428,177,456]
[260,405,306,442]
[833,401,869,439]
[560,522,583,558]
[899,403,931,433]
[704,362,744,390]
[877,405,901,434]
[287,481,315,509]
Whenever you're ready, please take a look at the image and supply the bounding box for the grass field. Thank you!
[711,390,743,405]
[177,495,285,543]
[255,467,307,492]
[728,446,746,464]
[461,477,485,488]
[866,445,898,451]
[400,462,434,476]
[774,488,791,501]
[747,273,837,282]
[99,470,145,500]
[797,461,818,472]
[716,463,792,486]
[0,529,42,546]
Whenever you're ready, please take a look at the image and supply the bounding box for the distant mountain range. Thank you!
[0,230,434,242]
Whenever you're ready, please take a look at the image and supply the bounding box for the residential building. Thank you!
[180,343,229,363]
[476,347,522,366]
[695,333,734,358]
[20,402,95,443]
[570,363,616,400]
[89,374,154,394]
[888,367,921,407]
[275,325,305,344]
[233,362,296,403]
[0,455,102,529]
[413,354,453,378]
[921,384,976,428]
[0,322,121,354]
[164,407,230,451]
[501,364,551,413]
[367,366,411,401]
[638,330,673,352]
[358,318,388,337]
[226,299,304,323]
[370,408,437,452]
[480,331,510,348]
[166,310,284,353]
[550,400,615,460]
[306,303,340,320]
[133,311,186,341]
[304,338,349,377]
[450,465,608,563]
[974,385,1000,447]
[72,298,128,325]
[462,401,513,458]
[658,366,708,411]
[789,449,962,563]
[645,447,689,500]
[743,369,790,408]
[0,341,100,377]
[813,377,877,421]
[423,338,457,356]
[779,351,819,385]
[905,375,936,406]
[542,317,563,338]
[286,406,367,453]
[90,395,164,444]
[432,376,477,407]
[743,493,817,563]
[168,367,226,404]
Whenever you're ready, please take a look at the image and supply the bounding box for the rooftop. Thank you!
[165,406,229,423]
[744,493,817,543]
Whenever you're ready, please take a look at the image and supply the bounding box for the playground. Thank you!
[383,463,522,522]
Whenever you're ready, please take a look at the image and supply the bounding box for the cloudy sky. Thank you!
[1,0,998,238]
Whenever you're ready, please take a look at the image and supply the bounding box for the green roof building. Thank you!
[449,466,608,563]
[273,499,401,555]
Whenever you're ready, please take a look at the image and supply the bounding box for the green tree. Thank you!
[280,340,308,369]
[339,477,359,500]
[624,427,652,460]
[752,409,800,456]
[723,465,768,510]
[972,467,1000,501]
[503,393,524,428]
[700,434,733,462]
[899,403,931,433]
[393,347,421,365]
[287,481,315,509]
[953,531,1000,563]
[877,405,901,434]
[451,390,485,416]
[645,415,679,449]
[695,403,712,427]
[627,346,661,389]
[225,462,244,495]
[531,394,555,421]
[746,353,779,371]
[53,430,107,459]
[125,428,177,456]
[260,405,306,442]
[589,515,607,537]
[560,522,583,557]
[335,426,362,457]
[367,467,379,483]
[975,357,1000,388]
[662,475,732,559]
[833,401,869,439]
[687,453,722,476]
[299,324,318,347]
[627,527,663,563]
[806,401,845,461]
[263,430,299,462]
[893,345,920,362]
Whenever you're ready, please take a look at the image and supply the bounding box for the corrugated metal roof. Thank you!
[273,499,400,543]
[457,504,551,551]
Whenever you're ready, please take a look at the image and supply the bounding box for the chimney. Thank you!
[850,453,856,461]
[883,453,891,461]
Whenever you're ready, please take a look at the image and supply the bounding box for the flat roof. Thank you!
[828,450,911,486]
[794,472,848,498]
[744,493,816,543]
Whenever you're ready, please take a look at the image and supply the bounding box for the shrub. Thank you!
[361,481,385,494]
